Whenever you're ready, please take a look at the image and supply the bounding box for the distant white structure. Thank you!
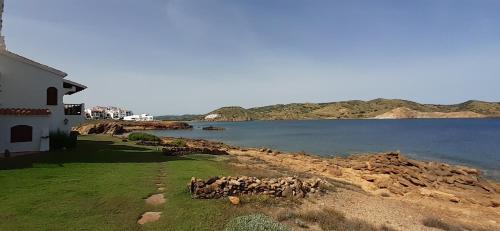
[123,114,154,121]
[205,114,220,120]
[85,106,133,120]
[85,108,105,120]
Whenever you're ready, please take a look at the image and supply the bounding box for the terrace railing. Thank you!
[64,104,84,115]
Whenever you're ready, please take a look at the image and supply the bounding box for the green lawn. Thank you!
[0,135,235,231]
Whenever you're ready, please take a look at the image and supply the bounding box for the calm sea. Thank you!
[147,119,500,180]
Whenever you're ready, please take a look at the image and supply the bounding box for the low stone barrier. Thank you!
[162,147,229,156]
[189,176,327,199]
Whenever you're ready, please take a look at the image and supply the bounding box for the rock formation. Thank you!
[73,121,192,135]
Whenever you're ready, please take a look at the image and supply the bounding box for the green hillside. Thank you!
[204,99,500,121]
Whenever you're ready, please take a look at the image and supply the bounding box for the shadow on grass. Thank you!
[0,139,194,170]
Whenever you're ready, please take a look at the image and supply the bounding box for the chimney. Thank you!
[0,0,6,50]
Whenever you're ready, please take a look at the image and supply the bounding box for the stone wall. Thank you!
[189,176,327,199]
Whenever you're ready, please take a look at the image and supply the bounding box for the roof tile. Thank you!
[0,108,51,116]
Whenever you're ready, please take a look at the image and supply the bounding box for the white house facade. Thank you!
[0,0,86,155]
[123,114,154,121]
[85,106,133,120]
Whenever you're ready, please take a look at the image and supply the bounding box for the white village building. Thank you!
[123,114,154,122]
[85,106,133,120]
[205,114,220,120]
[0,0,87,155]
[84,107,106,120]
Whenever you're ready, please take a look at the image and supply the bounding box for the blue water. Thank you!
[147,119,500,180]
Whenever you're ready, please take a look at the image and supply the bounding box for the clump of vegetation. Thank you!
[224,214,291,231]
[50,131,78,150]
[127,132,160,142]
[421,218,487,231]
[168,139,187,147]
[277,208,394,231]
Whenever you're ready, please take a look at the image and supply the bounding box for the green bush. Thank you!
[127,133,160,142]
[169,139,187,147]
[50,131,78,150]
[224,214,291,231]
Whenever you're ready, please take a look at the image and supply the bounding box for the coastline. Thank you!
[158,136,500,229]
[70,117,500,230]
[159,136,500,198]
[152,119,500,180]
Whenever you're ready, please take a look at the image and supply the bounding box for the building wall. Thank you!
[0,0,6,50]
[0,54,69,133]
[0,115,50,154]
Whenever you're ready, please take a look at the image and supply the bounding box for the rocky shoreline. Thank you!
[73,121,193,135]
[158,137,500,208]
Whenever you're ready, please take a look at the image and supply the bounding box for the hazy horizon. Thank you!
[4,0,500,115]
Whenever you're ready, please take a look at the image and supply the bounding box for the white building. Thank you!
[0,0,86,155]
[85,106,133,120]
[205,114,220,120]
[123,114,154,121]
[85,108,106,120]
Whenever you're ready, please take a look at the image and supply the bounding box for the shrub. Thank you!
[169,139,187,147]
[127,133,160,142]
[50,131,78,150]
[224,214,291,231]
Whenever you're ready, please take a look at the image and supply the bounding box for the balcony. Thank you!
[65,104,84,115]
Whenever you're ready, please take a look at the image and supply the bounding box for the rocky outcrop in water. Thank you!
[202,126,225,131]
[73,121,193,135]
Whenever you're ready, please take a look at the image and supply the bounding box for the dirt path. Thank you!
[138,164,167,225]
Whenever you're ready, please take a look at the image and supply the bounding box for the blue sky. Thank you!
[4,0,500,115]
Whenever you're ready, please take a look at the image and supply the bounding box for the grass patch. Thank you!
[128,132,160,142]
[145,153,238,231]
[0,135,241,231]
[0,135,163,230]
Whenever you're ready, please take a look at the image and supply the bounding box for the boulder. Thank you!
[229,196,240,205]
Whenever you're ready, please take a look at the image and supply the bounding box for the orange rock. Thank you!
[229,196,240,205]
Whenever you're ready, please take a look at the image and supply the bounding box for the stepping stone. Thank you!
[158,187,165,192]
[137,212,162,225]
[145,194,166,205]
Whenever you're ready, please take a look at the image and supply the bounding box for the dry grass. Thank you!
[422,218,464,231]
[277,208,395,231]
[422,218,490,231]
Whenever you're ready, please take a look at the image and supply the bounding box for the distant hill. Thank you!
[203,99,500,121]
